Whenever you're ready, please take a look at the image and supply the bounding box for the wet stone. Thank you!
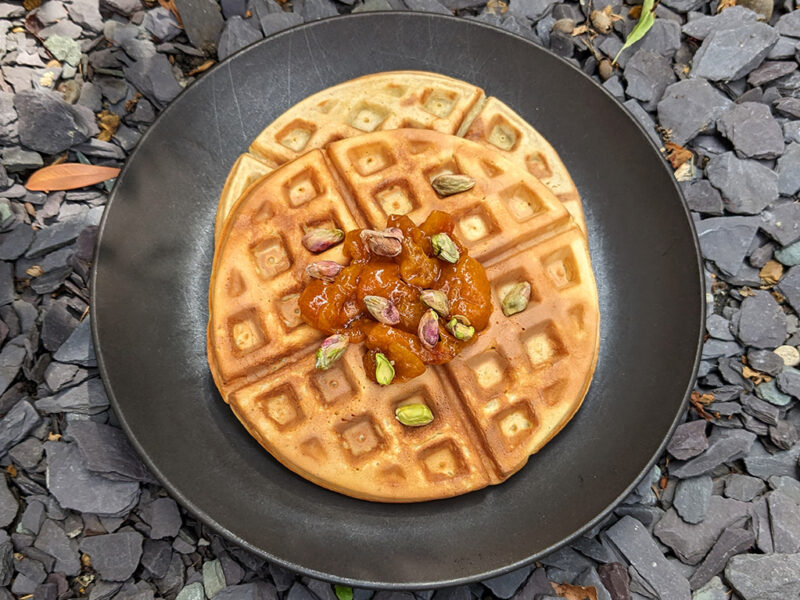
[706,152,779,215]
[217,16,262,61]
[674,475,713,524]
[725,553,800,600]
[681,180,724,216]
[776,142,800,196]
[45,441,140,516]
[725,474,766,501]
[691,23,778,81]
[481,565,531,598]
[141,496,181,538]
[657,79,732,146]
[0,399,42,456]
[33,519,79,576]
[80,530,143,581]
[695,215,760,276]
[717,102,784,159]
[670,428,756,478]
[689,526,755,590]
[605,516,690,600]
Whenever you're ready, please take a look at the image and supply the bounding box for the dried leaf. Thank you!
[739,287,757,297]
[96,110,120,142]
[158,0,183,26]
[26,265,43,277]
[187,59,215,76]
[125,92,143,113]
[760,260,783,286]
[690,391,715,420]
[487,0,508,14]
[605,5,624,22]
[628,4,642,18]
[665,142,693,169]
[572,24,590,36]
[6,465,17,477]
[716,0,735,12]
[23,0,41,10]
[613,0,656,64]
[552,582,598,600]
[742,365,770,385]
[25,163,121,192]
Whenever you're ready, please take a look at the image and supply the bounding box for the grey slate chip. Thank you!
[749,61,798,86]
[26,217,86,259]
[215,582,278,600]
[255,11,302,37]
[481,565,531,598]
[299,0,339,19]
[0,399,41,456]
[778,266,800,315]
[14,90,98,155]
[141,497,181,538]
[45,441,140,516]
[695,215,760,276]
[681,180,724,216]
[770,420,799,450]
[19,499,46,534]
[657,79,732,146]
[605,516,690,600]
[624,49,675,110]
[67,419,155,483]
[33,519,79,576]
[623,99,662,146]
[744,439,800,478]
[0,474,16,528]
[217,16,263,61]
[674,475,713,524]
[67,0,103,31]
[0,261,13,308]
[9,437,43,469]
[144,7,182,41]
[123,54,183,110]
[689,526,755,590]
[597,562,630,600]
[172,0,223,52]
[41,301,78,352]
[80,530,143,581]
[776,8,800,37]
[0,530,10,586]
[269,562,295,592]
[52,316,95,366]
[725,553,800,600]
[682,6,759,40]
[767,490,800,552]
[36,377,108,415]
[776,142,800,196]
[654,496,752,564]
[717,102,784,159]
[755,379,793,406]
[670,428,756,478]
[769,475,800,503]
[140,539,172,578]
[575,567,611,600]
[737,290,787,348]
[760,202,800,248]
[0,225,33,260]
[706,152,779,215]
[725,474,767,501]
[691,23,778,81]
[775,97,800,119]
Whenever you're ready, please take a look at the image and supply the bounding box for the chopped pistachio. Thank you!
[431,232,459,263]
[431,173,475,197]
[364,295,400,325]
[306,260,343,283]
[420,289,449,317]
[395,403,434,427]
[375,352,395,386]
[502,282,532,316]
[301,227,344,253]
[446,315,475,341]
[315,334,348,370]
[418,308,440,349]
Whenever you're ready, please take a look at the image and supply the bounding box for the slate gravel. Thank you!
[0,0,799,599]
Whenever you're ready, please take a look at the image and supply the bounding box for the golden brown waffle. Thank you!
[215,71,586,243]
[208,129,599,502]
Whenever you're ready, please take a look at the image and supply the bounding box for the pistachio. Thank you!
[375,352,395,386]
[306,260,343,283]
[361,228,404,257]
[363,295,400,325]
[302,227,344,253]
[446,315,475,341]
[418,309,440,349]
[315,334,348,370]
[395,403,434,427]
[431,173,475,197]
[431,232,459,264]
[420,289,449,317]
[502,282,532,316]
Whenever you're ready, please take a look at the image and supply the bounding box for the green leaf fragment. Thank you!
[613,0,656,64]
[334,586,353,600]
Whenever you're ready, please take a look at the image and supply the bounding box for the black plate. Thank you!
[92,12,704,589]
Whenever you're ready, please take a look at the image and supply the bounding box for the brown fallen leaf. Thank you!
[487,0,508,14]
[716,0,735,12]
[96,110,120,142]
[690,391,715,420]
[742,365,770,386]
[187,59,216,76]
[25,163,121,192]
[6,465,17,477]
[158,0,183,26]
[760,260,783,286]
[628,4,642,18]
[23,0,42,10]
[125,92,144,113]
[665,142,693,169]
[552,582,598,600]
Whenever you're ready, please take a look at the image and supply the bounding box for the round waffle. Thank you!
[208,129,599,502]
[215,71,586,244]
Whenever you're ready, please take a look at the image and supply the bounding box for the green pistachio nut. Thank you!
[302,227,344,253]
[431,232,459,264]
[419,289,450,317]
[375,352,395,386]
[395,403,434,427]
[431,173,476,197]
[315,334,348,370]
[446,315,475,341]
[502,281,532,316]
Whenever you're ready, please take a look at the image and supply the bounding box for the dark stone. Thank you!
[688,526,755,590]
[0,530,10,586]
[770,420,799,450]
[604,516,690,599]
[624,49,675,110]
[623,99,662,146]
[778,266,800,315]
[725,474,766,501]
[0,225,33,260]
[0,262,14,308]
[481,565,531,598]
[36,378,108,414]
[742,393,782,425]
[19,499,45,534]
[597,562,631,600]
[776,8,800,37]
[682,6,758,40]
[67,0,103,31]
[41,301,78,352]
[680,180,723,216]
[775,97,800,119]
[755,379,792,406]
[695,215,760,276]
[123,54,183,110]
[14,90,97,155]
[717,102,784,159]
[219,552,244,586]
[52,316,95,366]
[0,475,16,528]
[777,142,800,196]
[657,79,732,145]
[143,7,182,41]
[403,0,450,13]
[140,539,172,579]
[44,441,140,516]
[255,11,302,37]
[725,553,800,600]
[744,439,800,479]
[737,290,787,348]
[173,0,224,51]
[0,400,41,456]
[220,0,247,18]
[691,23,778,81]
[141,497,181,537]
[217,16,263,61]
[768,490,800,552]
[670,428,756,478]
[67,419,154,482]
[269,562,295,592]
[215,582,278,600]
[26,216,86,258]
[673,475,712,524]
[298,0,338,20]
[706,152,779,215]
[761,202,800,247]
[80,530,143,581]
[748,61,798,86]
[8,437,43,469]
[33,519,79,576]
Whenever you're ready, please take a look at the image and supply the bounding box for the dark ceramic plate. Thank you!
[92,12,704,589]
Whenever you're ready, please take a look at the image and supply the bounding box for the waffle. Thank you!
[215,71,585,244]
[208,129,600,502]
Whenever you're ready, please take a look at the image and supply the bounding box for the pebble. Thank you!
[657,79,732,146]
[691,23,778,81]
[774,345,800,366]
[705,152,779,215]
[716,102,784,159]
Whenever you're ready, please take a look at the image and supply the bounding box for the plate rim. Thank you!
[91,10,706,589]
